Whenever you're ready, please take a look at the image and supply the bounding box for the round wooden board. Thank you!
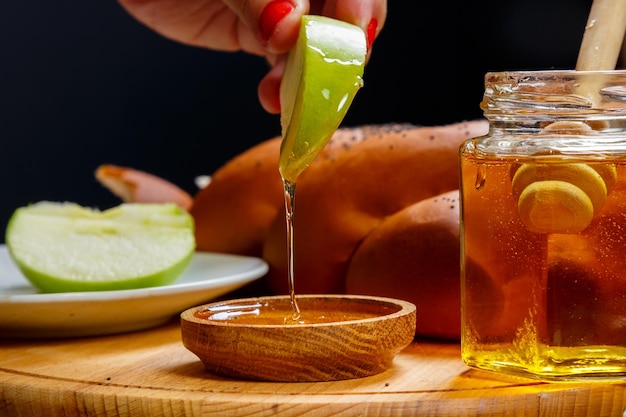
[1,318,625,416]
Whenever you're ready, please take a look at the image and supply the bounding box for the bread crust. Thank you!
[262,121,489,299]
[345,190,463,339]
[99,120,490,339]
[189,138,284,255]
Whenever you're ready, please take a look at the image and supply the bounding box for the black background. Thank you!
[0,0,594,241]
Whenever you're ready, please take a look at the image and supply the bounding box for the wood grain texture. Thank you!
[576,0,626,71]
[1,319,625,417]
[180,295,416,382]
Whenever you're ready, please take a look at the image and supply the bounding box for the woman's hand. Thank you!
[117,0,387,113]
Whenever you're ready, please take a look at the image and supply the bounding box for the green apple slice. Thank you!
[279,15,367,182]
[5,201,195,293]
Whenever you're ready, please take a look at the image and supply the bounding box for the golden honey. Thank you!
[194,297,399,325]
[459,71,626,380]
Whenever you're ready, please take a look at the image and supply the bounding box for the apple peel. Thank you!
[5,202,195,293]
[279,15,367,183]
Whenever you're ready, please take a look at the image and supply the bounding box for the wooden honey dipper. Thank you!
[512,122,620,233]
[513,0,626,234]
[512,162,617,234]
[512,122,618,233]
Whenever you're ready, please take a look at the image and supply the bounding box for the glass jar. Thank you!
[459,70,626,380]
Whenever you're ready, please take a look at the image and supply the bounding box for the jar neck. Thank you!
[482,70,626,134]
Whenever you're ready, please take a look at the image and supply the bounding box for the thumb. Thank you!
[223,0,308,54]
[322,0,387,53]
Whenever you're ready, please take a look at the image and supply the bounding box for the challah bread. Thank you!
[96,120,489,339]
[189,138,283,256]
[345,189,463,339]
[262,121,489,299]
[188,125,376,256]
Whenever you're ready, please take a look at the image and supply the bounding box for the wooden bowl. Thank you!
[180,294,416,382]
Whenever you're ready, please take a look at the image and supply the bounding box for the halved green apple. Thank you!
[279,15,367,183]
[5,202,195,293]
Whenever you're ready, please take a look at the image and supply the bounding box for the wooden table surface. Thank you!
[1,317,626,417]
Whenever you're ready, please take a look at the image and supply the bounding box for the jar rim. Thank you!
[482,70,626,117]
[486,70,626,77]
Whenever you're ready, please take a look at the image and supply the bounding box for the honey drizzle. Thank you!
[282,179,301,321]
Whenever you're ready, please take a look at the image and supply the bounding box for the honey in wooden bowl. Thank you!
[180,294,416,382]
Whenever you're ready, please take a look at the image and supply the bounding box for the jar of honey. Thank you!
[459,70,626,380]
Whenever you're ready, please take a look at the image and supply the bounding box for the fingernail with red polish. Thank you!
[366,18,378,52]
[260,0,295,44]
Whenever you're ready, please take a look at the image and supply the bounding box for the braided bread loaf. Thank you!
[97,120,489,339]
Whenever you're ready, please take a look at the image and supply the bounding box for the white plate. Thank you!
[0,245,268,338]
